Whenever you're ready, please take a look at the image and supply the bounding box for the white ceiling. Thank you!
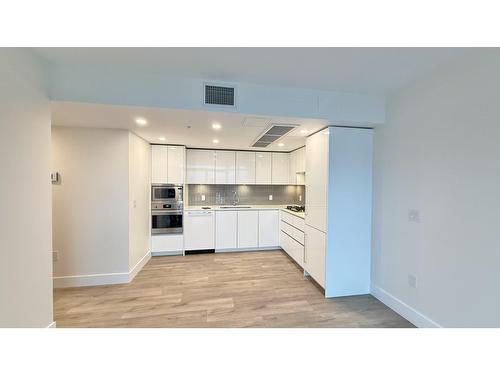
[36,48,469,95]
[51,102,328,151]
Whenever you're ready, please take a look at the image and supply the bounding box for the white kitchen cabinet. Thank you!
[258,210,279,247]
[289,150,297,185]
[304,224,326,288]
[280,231,304,269]
[271,153,289,184]
[184,210,215,250]
[237,210,259,248]
[236,151,256,184]
[186,149,216,184]
[215,210,237,250]
[305,131,329,232]
[215,150,236,184]
[296,147,306,172]
[151,145,169,183]
[255,152,272,184]
[167,145,185,184]
[151,234,184,255]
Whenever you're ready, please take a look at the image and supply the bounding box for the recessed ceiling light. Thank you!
[323,130,330,135]
[300,129,308,134]
[135,117,148,126]
[158,137,166,141]
[278,143,284,147]
[212,123,222,130]
[212,139,220,144]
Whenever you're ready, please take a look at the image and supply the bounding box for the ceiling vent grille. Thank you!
[251,124,298,148]
[204,84,235,106]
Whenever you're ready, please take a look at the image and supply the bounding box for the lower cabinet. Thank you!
[237,211,259,248]
[258,210,280,247]
[280,231,304,268]
[304,225,326,288]
[215,211,238,250]
[151,234,184,255]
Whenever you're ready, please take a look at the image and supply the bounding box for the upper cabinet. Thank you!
[151,145,169,184]
[236,151,256,184]
[167,146,185,184]
[288,147,306,185]
[255,152,272,184]
[215,150,236,184]
[289,149,298,184]
[186,149,216,184]
[152,145,185,184]
[271,153,290,184]
[296,147,306,173]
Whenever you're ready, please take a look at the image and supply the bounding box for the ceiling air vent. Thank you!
[251,124,298,148]
[204,83,235,106]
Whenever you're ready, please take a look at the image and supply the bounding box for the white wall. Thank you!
[372,50,500,327]
[52,127,130,280]
[0,49,53,327]
[128,132,151,270]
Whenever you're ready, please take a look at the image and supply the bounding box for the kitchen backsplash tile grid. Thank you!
[187,185,305,206]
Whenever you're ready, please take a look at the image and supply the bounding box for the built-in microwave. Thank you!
[151,184,183,203]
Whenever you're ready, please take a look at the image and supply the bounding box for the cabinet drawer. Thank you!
[293,216,305,231]
[281,220,304,245]
[281,210,295,226]
[280,231,304,268]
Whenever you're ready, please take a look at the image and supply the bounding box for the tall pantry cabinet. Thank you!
[304,127,373,298]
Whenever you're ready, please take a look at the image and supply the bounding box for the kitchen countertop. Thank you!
[184,205,305,219]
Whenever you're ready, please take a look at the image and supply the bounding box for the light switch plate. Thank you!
[201,194,206,201]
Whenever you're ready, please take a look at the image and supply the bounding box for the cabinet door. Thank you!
[304,224,326,288]
[184,211,215,250]
[289,150,297,185]
[167,145,185,184]
[271,153,290,184]
[151,145,168,183]
[295,147,306,173]
[305,131,329,232]
[215,150,236,184]
[186,149,215,184]
[236,151,256,184]
[215,210,237,250]
[237,211,259,248]
[255,152,272,184]
[258,210,279,247]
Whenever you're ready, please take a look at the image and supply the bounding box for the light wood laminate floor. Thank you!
[54,250,413,328]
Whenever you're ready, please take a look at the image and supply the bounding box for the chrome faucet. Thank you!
[232,190,240,206]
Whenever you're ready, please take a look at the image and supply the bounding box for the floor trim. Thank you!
[128,251,151,282]
[47,321,57,328]
[54,251,151,288]
[371,284,442,328]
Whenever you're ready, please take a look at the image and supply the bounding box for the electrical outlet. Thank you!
[408,274,417,288]
[299,195,302,202]
[201,194,206,201]
[52,251,59,262]
[133,200,137,208]
[268,194,273,201]
[408,209,420,222]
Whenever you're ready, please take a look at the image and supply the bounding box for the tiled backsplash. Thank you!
[187,185,305,206]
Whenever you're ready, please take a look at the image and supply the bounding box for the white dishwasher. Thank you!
[184,210,215,251]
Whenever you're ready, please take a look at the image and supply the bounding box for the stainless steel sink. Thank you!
[219,206,252,209]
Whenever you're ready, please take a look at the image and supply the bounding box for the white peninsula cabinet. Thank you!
[304,127,373,297]
[152,145,186,184]
[186,149,216,184]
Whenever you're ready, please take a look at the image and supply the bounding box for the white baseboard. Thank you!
[215,247,280,253]
[47,321,56,328]
[54,251,151,288]
[128,251,151,282]
[371,284,442,328]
